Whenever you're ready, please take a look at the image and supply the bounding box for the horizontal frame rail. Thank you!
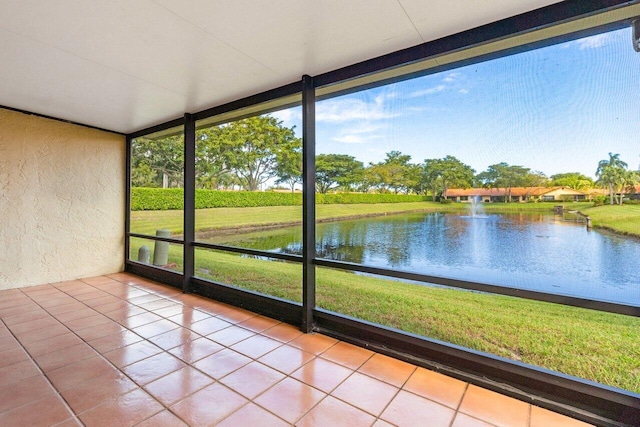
[128,233,185,245]
[314,258,640,317]
[128,117,186,140]
[192,242,302,263]
[190,277,302,326]
[125,261,183,289]
[193,82,301,123]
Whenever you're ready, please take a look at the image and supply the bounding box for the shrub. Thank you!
[317,193,426,204]
[131,188,184,210]
[195,190,300,208]
[592,195,607,207]
[439,198,453,204]
[131,188,428,210]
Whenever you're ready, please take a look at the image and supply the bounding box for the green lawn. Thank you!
[580,204,640,236]
[130,202,457,235]
[129,238,640,392]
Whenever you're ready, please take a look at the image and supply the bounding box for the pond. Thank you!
[202,211,640,306]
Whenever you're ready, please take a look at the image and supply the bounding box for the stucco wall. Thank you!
[0,108,125,289]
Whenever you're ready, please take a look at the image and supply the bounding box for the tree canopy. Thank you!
[550,172,594,191]
[423,156,475,199]
[596,153,638,205]
[315,154,364,193]
[476,162,548,202]
[275,146,302,192]
[365,151,419,194]
[132,115,302,192]
[207,116,301,191]
[131,135,184,188]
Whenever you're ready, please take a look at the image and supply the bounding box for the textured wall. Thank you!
[0,108,125,289]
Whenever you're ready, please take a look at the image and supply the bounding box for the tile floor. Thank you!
[0,273,593,426]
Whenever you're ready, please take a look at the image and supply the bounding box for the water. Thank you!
[204,212,640,306]
[467,197,486,218]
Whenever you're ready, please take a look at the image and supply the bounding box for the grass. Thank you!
[130,202,454,235]
[580,204,640,237]
[129,237,640,392]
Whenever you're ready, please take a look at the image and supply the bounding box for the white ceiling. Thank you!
[0,0,562,134]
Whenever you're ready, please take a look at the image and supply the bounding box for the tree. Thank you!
[476,162,536,202]
[131,162,158,188]
[195,127,234,189]
[405,163,425,195]
[362,163,389,193]
[131,136,184,188]
[550,172,594,191]
[205,116,301,191]
[368,151,417,194]
[596,153,629,205]
[620,170,640,204]
[423,156,475,199]
[521,170,549,188]
[315,154,364,193]
[275,147,302,192]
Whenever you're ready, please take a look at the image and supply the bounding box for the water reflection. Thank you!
[200,212,640,305]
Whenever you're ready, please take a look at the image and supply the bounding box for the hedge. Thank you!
[131,187,428,211]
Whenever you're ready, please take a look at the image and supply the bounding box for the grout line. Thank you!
[374,383,403,424]
[0,277,212,426]
[94,275,290,425]
[449,382,471,427]
[1,296,85,426]
[53,278,192,424]
[19,282,168,421]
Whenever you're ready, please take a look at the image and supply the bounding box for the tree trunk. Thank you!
[609,183,614,205]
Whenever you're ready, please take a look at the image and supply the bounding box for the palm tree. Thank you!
[596,153,628,205]
[620,170,640,205]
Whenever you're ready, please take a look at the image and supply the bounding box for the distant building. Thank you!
[443,186,588,203]
[624,184,640,201]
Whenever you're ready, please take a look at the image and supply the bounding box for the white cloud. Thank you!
[410,84,446,97]
[332,135,370,144]
[316,95,398,123]
[316,92,398,146]
[575,33,610,50]
[443,72,461,82]
[331,122,387,144]
[347,122,387,134]
[269,108,298,123]
[374,92,399,103]
[458,89,469,94]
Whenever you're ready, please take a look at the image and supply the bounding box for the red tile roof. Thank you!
[443,187,586,198]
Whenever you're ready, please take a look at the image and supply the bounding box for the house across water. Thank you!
[444,186,589,203]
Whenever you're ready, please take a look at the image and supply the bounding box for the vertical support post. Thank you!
[302,75,316,332]
[124,135,132,269]
[183,114,196,293]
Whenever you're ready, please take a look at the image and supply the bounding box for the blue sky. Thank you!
[274,27,639,180]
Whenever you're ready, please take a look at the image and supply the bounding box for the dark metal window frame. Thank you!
[125,1,640,424]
